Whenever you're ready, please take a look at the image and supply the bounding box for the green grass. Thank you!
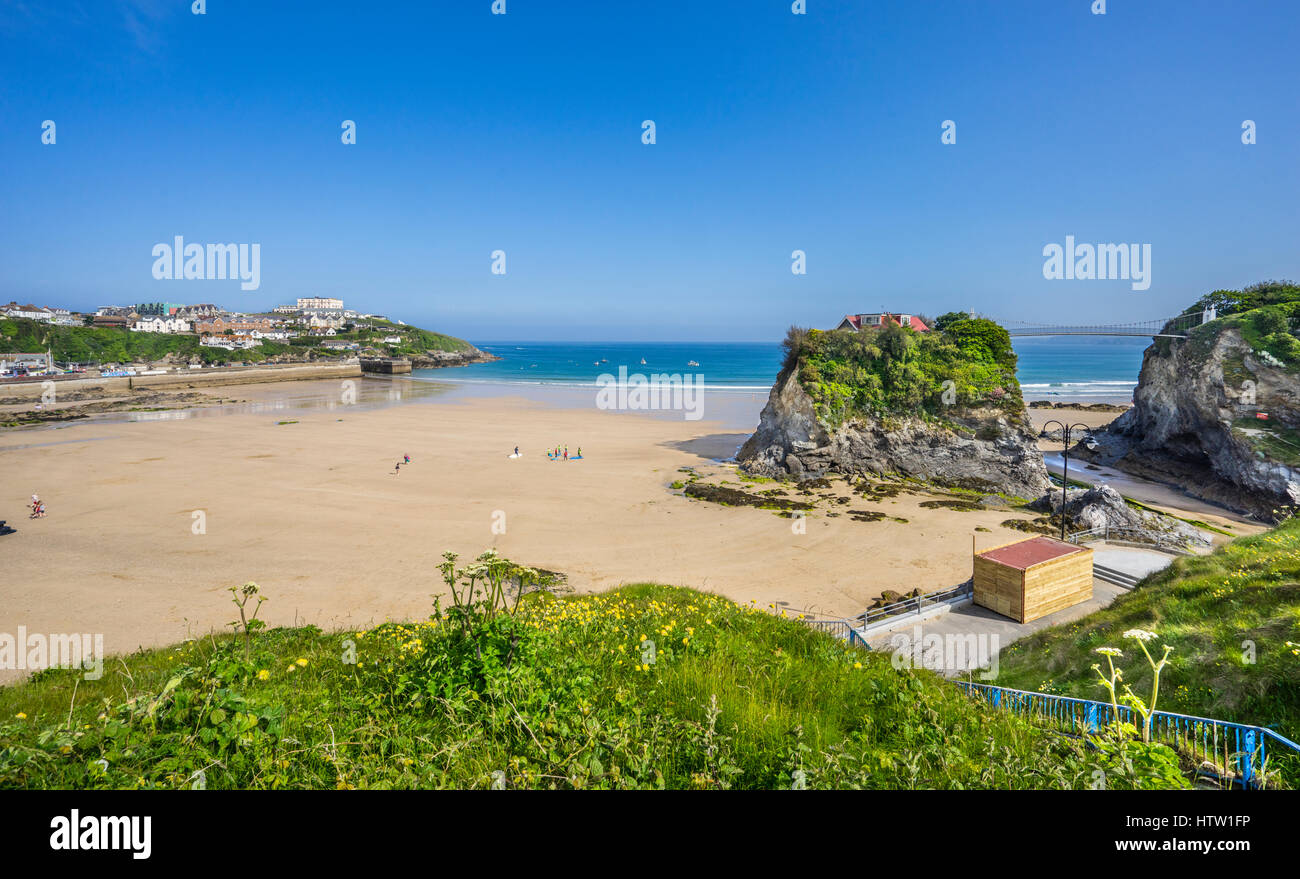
[0,585,1189,789]
[995,519,1300,782]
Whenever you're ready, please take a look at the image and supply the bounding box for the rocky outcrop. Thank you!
[1081,327,1300,519]
[410,347,497,368]
[1029,484,1210,547]
[737,366,1051,498]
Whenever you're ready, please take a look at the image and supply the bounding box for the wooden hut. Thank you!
[973,535,1093,623]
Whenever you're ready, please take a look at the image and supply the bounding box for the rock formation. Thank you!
[1029,484,1210,547]
[1080,326,1300,519]
[737,364,1051,499]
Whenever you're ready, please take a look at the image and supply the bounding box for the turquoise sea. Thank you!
[416,337,1150,401]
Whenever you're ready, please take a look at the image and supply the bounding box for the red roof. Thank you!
[841,313,930,332]
[978,536,1085,570]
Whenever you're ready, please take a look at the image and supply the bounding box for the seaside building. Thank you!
[837,313,931,332]
[297,297,343,310]
[91,314,133,329]
[200,334,261,350]
[173,303,224,320]
[307,313,344,330]
[132,316,193,334]
[0,302,56,322]
[194,317,273,335]
[973,536,1093,624]
[0,352,53,374]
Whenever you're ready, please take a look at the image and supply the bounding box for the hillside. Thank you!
[0,317,489,368]
[1086,281,1300,518]
[995,518,1300,783]
[0,577,1188,790]
[738,319,1050,497]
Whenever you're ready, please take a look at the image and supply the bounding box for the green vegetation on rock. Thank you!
[1177,280,1300,370]
[783,319,1024,427]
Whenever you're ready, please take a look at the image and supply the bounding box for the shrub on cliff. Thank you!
[787,318,1023,426]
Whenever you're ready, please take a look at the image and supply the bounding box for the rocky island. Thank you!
[738,317,1051,499]
[1082,281,1300,519]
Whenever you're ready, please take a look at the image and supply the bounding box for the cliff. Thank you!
[1084,322,1300,519]
[737,321,1051,499]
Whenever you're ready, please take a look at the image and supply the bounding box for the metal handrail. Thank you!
[859,582,973,626]
[955,681,1300,788]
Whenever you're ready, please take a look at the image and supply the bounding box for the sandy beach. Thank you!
[0,378,1071,679]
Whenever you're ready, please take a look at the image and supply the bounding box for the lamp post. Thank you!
[1042,420,1093,541]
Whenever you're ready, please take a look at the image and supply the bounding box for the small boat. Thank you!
[687,360,700,367]
[640,358,647,365]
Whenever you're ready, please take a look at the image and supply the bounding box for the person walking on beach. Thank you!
[514,446,519,457]
[563,447,568,461]
[392,462,401,475]
[403,454,411,464]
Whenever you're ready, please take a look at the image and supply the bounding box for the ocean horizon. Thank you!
[416,337,1150,401]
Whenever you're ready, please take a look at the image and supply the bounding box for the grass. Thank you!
[0,584,1189,789]
[994,519,1300,783]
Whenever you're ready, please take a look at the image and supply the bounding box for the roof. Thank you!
[840,312,930,332]
[977,535,1086,570]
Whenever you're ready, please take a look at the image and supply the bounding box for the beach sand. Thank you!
[0,381,1049,679]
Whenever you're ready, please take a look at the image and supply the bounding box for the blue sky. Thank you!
[1,0,1297,342]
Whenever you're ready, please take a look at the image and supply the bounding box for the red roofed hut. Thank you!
[973,535,1093,623]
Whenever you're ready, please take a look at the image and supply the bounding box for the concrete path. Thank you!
[1091,544,1178,580]
[863,544,1180,674]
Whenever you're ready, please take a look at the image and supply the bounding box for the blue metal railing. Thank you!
[956,681,1300,788]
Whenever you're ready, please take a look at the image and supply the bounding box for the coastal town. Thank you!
[0,297,404,376]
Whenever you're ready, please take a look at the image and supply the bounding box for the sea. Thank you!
[413,337,1150,403]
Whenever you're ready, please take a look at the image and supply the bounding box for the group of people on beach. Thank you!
[29,494,46,519]
[547,445,581,461]
[391,453,412,475]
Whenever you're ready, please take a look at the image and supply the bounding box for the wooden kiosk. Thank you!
[973,535,1093,623]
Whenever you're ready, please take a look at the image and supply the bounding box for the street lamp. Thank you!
[1042,420,1093,541]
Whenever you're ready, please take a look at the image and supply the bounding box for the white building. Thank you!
[132,316,193,334]
[1,302,55,322]
[308,313,344,330]
[200,334,262,350]
[297,297,343,310]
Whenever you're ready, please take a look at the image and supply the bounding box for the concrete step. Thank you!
[1094,563,1141,589]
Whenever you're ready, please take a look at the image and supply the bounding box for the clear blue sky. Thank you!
[1,0,1297,342]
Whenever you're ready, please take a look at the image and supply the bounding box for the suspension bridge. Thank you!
[995,311,1206,339]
